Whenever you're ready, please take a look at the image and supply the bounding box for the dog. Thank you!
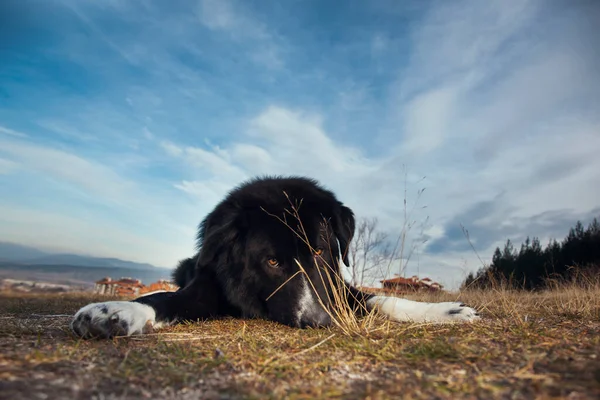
[71,176,479,338]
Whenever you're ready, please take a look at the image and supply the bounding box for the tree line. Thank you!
[462,217,600,290]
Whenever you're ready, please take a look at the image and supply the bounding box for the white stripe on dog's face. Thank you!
[295,275,331,327]
[296,275,316,322]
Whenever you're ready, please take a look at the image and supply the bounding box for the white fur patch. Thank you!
[70,301,159,338]
[367,296,480,323]
[296,275,320,324]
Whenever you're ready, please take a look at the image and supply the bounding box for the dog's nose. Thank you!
[300,309,331,328]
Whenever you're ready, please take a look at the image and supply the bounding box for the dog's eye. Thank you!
[314,248,323,256]
[267,258,279,267]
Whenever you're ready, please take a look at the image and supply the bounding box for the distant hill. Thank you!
[0,263,174,288]
[0,241,167,270]
[0,242,49,261]
[22,254,159,270]
[0,242,175,289]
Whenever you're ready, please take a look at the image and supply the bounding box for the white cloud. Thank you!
[185,146,245,179]
[385,0,600,215]
[159,105,385,212]
[248,106,372,175]
[198,0,239,31]
[403,0,539,93]
[197,0,284,68]
[58,0,139,65]
[161,141,246,181]
[390,0,550,156]
[198,0,268,40]
[159,105,416,239]
[471,49,595,159]
[0,158,17,175]
[173,180,234,207]
[142,127,154,140]
[371,34,387,55]
[0,125,28,138]
[250,46,284,70]
[37,119,96,141]
[230,143,272,173]
[0,138,134,204]
[402,84,460,154]
[160,141,184,157]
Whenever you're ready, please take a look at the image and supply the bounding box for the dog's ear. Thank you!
[196,212,239,267]
[332,204,355,267]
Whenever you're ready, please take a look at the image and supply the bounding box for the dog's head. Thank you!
[196,177,356,328]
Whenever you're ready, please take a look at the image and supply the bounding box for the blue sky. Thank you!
[1,0,599,289]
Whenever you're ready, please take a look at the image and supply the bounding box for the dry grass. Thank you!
[0,285,599,400]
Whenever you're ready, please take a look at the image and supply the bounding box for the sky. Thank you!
[1,0,599,289]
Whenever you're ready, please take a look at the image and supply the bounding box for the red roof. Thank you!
[380,275,444,290]
[94,276,179,296]
[380,276,418,284]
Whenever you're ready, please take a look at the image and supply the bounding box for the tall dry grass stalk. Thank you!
[379,169,429,284]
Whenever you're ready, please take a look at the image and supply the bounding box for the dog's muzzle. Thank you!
[295,274,332,328]
[299,307,331,328]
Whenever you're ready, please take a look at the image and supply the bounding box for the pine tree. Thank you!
[461,215,600,290]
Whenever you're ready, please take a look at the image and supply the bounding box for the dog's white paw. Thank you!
[70,301,156,339]
[367,296,481,323]
[428,301,481,323]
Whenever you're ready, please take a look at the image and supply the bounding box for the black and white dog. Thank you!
[71,176,479,338]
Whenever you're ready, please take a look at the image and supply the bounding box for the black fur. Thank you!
[133,176,374,328]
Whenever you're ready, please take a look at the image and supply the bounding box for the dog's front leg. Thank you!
[70,291,181,339]
[366,295,480,323]
[71,270,231,339]
[70,281,219,339]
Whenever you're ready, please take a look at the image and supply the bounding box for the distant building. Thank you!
[94,277,178,297]
[139,279,179,295]
[379,275,443,293]
[94,277,113,295]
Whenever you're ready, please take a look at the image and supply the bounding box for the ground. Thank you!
[0,288,598,400]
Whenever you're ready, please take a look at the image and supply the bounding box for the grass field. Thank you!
[0,285,599,400]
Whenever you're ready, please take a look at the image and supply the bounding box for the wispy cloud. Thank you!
[36,120,97,142]
[0,138,133,204]
[159,106,383,214]
[198,0,266,39]
[0,126,28,138]
[197,0,285,69]
[0,158,17,175]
